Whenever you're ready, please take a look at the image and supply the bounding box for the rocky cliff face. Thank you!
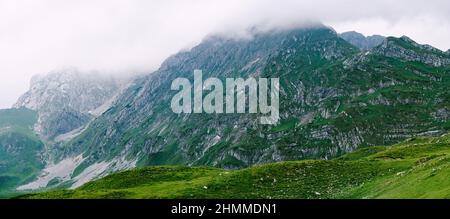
[14,68,124,141]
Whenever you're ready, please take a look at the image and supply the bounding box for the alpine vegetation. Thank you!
[171,70,280,125]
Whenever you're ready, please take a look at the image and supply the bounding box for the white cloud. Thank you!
[1,0,449,108]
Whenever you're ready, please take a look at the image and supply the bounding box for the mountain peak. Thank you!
[14,69,125,140]
[15,69,117,111]
[386,36,446,54]
[373,36,450,66]
[399,35,414,43]
[161,25,355,73]
[340,31,385,50]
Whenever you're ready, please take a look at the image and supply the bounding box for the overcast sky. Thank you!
[1,0,449,109]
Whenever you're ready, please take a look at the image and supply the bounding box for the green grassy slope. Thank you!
[339,135,450,198]
[0,108,45,198]
[20,133,450,199]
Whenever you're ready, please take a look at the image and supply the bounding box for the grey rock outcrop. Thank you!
[373,36,450,67]
[14,68,124,140]
[340,31,385,50]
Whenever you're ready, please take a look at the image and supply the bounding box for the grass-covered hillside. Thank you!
[0,108,44,198]
[21,133,450,199]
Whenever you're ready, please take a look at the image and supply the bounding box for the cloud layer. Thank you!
[1,0,449,108]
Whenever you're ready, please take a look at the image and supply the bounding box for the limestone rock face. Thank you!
[14,68,123,140]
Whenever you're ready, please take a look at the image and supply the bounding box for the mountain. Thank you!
[14,68,125,141]
[0,108,44,198]
[45,26,358,179]
[372,36,450,67]
[4,69,131,192]
[340,31,385,50]
[21,132,450,199]
[16,25,450,191]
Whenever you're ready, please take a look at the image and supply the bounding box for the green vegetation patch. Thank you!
[20,134,450,199]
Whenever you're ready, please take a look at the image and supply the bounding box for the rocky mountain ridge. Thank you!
[372,36,450,67]
[339,31,385,50]
[14,68,127,141]
[8,69,132,192]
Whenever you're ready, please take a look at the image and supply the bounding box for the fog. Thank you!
[1,0,449,108]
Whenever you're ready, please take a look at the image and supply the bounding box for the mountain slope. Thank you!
[58,26,359,172]
[21,133,450,199]
[0,108,44,198]
[9,69,131,192]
